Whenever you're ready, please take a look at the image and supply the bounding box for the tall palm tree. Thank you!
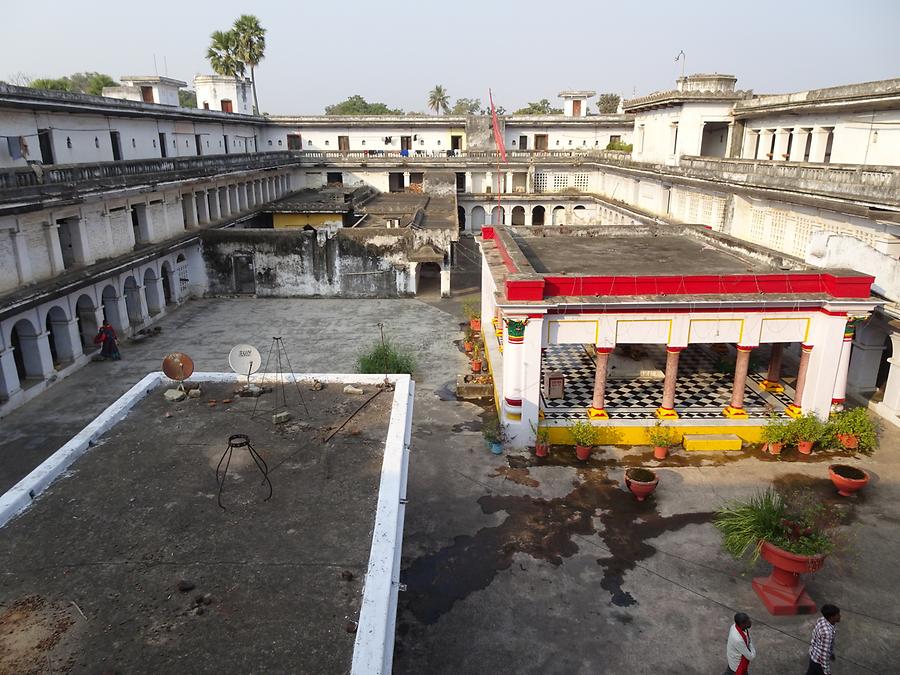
[232,14,267,115]
[207,29,245,83]
[427,85,450,115]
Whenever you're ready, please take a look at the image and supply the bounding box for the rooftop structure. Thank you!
[558,90,596,117]
[101,75,187,107]
[194,74,254,115]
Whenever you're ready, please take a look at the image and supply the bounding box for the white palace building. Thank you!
[1,73,899,445]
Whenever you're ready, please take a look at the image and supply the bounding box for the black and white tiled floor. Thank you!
[541,344,795,420]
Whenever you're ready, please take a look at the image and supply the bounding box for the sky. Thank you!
[4,0,900,115]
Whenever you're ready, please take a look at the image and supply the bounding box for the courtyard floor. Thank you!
[0,291,898,673]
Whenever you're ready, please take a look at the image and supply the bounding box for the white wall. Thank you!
[632,102,734,165]
[264,126,463,154]
[195,78,253,115]
[504,124,632,151]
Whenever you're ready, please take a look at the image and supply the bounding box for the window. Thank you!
[553,174,569,191]
[671,123,679,154]
[573,173,590,191]
[221,99,233,113]
[95,137,100,148]
[610,135,621,144]
[67,137,72,149]
[534,173,548,193]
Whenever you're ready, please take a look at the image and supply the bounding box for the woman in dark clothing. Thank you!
[95,320,121,360]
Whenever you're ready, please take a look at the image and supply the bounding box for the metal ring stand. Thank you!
[215,433,273,510]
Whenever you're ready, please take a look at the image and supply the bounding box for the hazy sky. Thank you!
[5,0,900,114]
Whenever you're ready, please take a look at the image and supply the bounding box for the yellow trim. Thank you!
[615,319,673,345]
[722,405,749,420]
[785,404,803,419]
[760,317,811,344]
[587,407,609,420]
[687,318,744,344]
[545,424,763,445]
[655,407,679,419]
[759,380,785,393]
[544,319,599,345]
[505,411,522,421]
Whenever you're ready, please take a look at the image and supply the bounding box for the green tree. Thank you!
[69,72,118,95]
[30,77,72,92]
[450,97,482,115]
[232,14,266,114]
[325,95,403,115]
[179,89,198,109]
[597,93,621,114]
[427,85,450,115]
[207,29,245,83]
[513,98,562,115]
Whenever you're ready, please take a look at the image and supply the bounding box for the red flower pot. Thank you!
[767,442,783,456]
[752,541,826,615]
[471,360,482,373]
[653,445,668,460]
[797,440,813,455]
[535,442,549,458]
[828,464,869,497]
[464,341,473,353]
[624,469,658,502]
[836,433,858,450]
[469,318,481,332]
[575,445,592,461]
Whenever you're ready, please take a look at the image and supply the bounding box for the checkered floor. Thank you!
[541,344,795,420]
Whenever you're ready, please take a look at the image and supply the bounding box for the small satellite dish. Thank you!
[229,344,262,379]
[162,352,195,389]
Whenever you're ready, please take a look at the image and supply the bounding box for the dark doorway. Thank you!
[110,131,122,161]
[287,134,303,150]
[158,133,167,157]
[535,134,548,151]
[519,135,528,150]
[456,173,466,193]
[233,255,256,294]
[457,206,466,231]
[823,129,835,164]
[224,135,230,154]
[338,136,350,153]
[141,86,154,103]
[451,135,462,151]
[532,205,546,226]
[572,100,582,116]
[417,262,442,296]
[803,132,812,162]
[195,134,203,156]
[327,172,343,186]
[400,136,412,152]
[388,173,405,193]
[38,129,54,164]
[221,99,233,113]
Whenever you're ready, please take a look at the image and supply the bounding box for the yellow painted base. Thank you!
[785,404,803,419]
[683,433,743,452]
[587,407,609,420]
[544,424,763,446]
[759,380,785,393]
[505,411,521,421]
[722,405,749,420]
[655,407,679,420]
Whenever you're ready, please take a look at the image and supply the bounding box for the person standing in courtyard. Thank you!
[806,604,840,674]
[95,320,121,361]
[725,612,757,674]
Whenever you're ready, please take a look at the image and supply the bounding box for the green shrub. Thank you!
[357,340,416,375]
[761,415,790,444]
[605,140,634,152]
[647,421,677,447]
[785,413,825,445]
[828,407,878,452]
[570,420,599,447]
[482,414,501,443]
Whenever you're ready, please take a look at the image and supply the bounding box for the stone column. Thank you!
[11,230,34,284]
[255,180,263,205]
[760,343,785,392]
[207,189,221,221]
[881,330,900,415]
[757,129,774,159]
[183,193,199,228]
[847,321,887,393]
[808,128,829,163]
[18,331,56,378]
[790,129,810,162]
[831,319,859,410]
[656,347,683,419]
[773,129,791,160]
[49,317,82,363]
[239,183,249,211]
[464,171,472,193]
[196,191,210,225]
[506,171,513,194]
[786,344,813,418]
[485,171,493,194]
[723,345,754,418]
[0,347,22,401]
[502,316,527,425]
[43,222,65,275]
[588,347,612,419]
[743,130,760,159]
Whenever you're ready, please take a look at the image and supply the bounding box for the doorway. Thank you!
[110,131,122,161]
[451,135,462,152]
[38,129,54,164]
[456,172,466,193]
[401,136,412,153]
[221,99,233,113]
[158,133,167,157]
[233,255,256,294]
[194,134,203,156]
[287,134,303,150]
[388,173,405,193]
[457,205,466,231]
[141,86,154,103]
[535,134,549,151]
[519,135,528,150]
[338,136,350,153]
[572,100,582,116]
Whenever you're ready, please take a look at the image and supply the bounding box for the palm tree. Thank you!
[232,14,267,115]
[427,85,450,115]
[207,29,245,83]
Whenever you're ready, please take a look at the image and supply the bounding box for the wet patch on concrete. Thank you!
[772,472,866,519]
[399,466,712,625]
[433,381,458,402]
[0,595,78,674]
[507,449,616,471]
[451,419,482,433]
[489,466,539,488]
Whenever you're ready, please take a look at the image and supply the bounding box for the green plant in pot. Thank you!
[714,488,843,614]
[570,419,599,461]
[463,301,481,332]
[482,414,503,455]
[761,415,789,455]
[828,407,877,453]
[463,327,475,353]
[531,421,551,458]
[470,345,482,373]
[786,413,825,455]
[647,421,678,460]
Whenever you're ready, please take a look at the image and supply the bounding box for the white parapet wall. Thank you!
[0,370,413,675]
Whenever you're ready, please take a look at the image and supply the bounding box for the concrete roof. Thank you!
[119,76,188,88]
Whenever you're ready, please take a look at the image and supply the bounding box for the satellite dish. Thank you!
[162,352,195,389]
[229,344,262,379]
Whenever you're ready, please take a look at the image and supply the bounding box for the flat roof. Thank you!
[0,379,392,672]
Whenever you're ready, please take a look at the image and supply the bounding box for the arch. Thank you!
[45,305,75,367]
[176,253,186,263]
[123,276,143,326]
[10,318,42,382]
[574,205,586,210]
[511,205,526,227]
[457,205,466,232]
[531,205,545,227]
[416,261,443,297]
[102,284,124,332]
[76,294,99,348]
[552,205,566,226]
[143,267,163,316]
[490,205,505,225]
[161,261,174,306]
[471,205,486,232]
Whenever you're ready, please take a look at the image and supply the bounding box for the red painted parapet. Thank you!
[482,227,495,239]
[505,278,545,301]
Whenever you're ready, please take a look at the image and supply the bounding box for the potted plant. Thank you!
[647,421,677,460]
[786,414,824,455]
[569,420,599,461]
[470,346,482,373]
[463,327,475,353]
[714,488,841,615]
[482,415,503,455]
[624,467,659,501]
[463,301,481,333]
[531,422,551,458]
[761,415,789,455]
[828,407,877,452]
[828,464,870,497]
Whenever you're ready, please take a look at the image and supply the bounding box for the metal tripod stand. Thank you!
[251,336,309,421]
[215,433,273,510]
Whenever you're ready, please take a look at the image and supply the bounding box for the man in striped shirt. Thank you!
[806,604,841,674]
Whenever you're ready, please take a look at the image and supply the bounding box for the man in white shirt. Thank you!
[725,612,757,674]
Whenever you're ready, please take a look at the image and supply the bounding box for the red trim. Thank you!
[801,344,814,351]
[482,227,495,239]
[506,272,874,301]
[596,347,614,354]
[506,279,544,301]
[666,346,685,353]
[536,306,856,317]
[831,398,845,404]
[737,345,756,352]
[490,235,519,275]
[505,397,522,407]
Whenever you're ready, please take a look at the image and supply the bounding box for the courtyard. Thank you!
[0,294,898,673]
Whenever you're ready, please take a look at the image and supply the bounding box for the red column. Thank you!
[786,344,813,418]
[723,345,753,419]
[656,347,683,420]
[760,343,785,393]
[588,348,612,419]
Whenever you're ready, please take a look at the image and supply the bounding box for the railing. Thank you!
[0,151,297,196]
[295,149,631,162]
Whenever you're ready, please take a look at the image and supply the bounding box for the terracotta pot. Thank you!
[653,445,668,460]
[836,433,859,450]
[752,540,826,615]
[797,440,813,455]
[767,442,783,456]
[464,341,473,353]
[828,464,869,497]
[471,361,482,373]
[470,318,481,332]
[624,469,658,502]
[575,445,592,461]
[535,442,549,458]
